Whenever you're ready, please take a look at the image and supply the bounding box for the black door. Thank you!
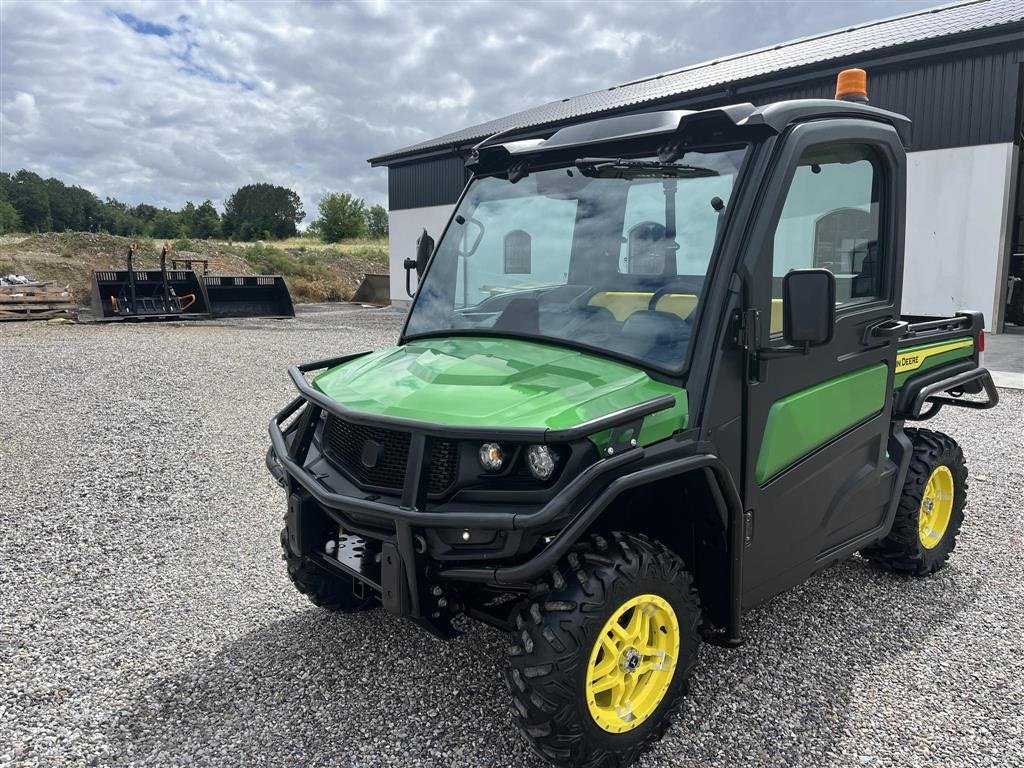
[738,119,908,608]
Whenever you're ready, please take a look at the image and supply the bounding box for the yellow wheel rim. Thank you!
[919,465,954,549]
[585,594,679,733]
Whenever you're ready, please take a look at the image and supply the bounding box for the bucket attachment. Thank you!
[90,268,211,319]
[89,244,294,321]
[352,272,391,305]
[203,275,295,318]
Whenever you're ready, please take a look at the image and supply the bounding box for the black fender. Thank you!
[440,453,746,645]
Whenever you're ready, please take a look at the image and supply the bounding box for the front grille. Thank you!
[427,437,459,494]
[324,417,459,495]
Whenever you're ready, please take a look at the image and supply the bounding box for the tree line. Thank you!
[0,170,388,242]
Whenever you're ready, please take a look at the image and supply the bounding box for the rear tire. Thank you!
[280,528,377,612]
[862,428,967,576]
[505,532,701,768]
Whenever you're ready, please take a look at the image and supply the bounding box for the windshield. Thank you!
[405,146,747,372]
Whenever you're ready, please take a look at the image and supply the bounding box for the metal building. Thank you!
[368,0,1024,330]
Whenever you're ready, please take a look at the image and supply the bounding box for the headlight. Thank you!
[526,445,557,480]
[479,442,504,472]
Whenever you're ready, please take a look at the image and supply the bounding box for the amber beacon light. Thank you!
[835,68,869,103]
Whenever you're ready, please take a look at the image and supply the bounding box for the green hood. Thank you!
[313,336,687,446]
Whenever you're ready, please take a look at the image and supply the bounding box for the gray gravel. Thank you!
[1,304,1021,768]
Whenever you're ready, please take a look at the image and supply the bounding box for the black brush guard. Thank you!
[267,352,686,636]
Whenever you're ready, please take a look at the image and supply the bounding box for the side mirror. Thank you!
[782,268,835,347]
[415,229,434,275]
[403,229,434,297]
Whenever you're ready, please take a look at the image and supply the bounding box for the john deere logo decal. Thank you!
[896,353,921,369]
[895,339,973,374]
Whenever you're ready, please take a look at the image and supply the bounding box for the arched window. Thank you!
[504,229,532,274]
[813,207,873,274]
[626,221,666,275]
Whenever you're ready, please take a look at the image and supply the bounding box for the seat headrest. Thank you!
[621,310,689,344]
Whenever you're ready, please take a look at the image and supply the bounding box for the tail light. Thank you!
[979,330,985,353]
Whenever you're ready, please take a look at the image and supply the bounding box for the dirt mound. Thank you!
[0,234,254,305]
[0,233,390,306]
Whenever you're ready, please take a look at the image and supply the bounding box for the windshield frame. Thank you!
[399,140,754,381]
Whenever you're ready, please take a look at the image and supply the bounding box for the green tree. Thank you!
[313,192,367,242]
[94,198,146,236]
[365,203,388,238]
[42,178,99,231]
[8,170,51,231]
[189,200,221,238]
[44,177,73,230]
[70,186,102,231]
[0,200,21,234]
[131,203,158,223]
[221,183,304,240]
[180,201,197,235]
[151,209,184,239]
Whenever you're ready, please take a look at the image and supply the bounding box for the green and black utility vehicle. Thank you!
[267,70,999,767]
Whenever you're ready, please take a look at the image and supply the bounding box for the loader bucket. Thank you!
[203,275,295,318]
[90,269,212,320]
[351,272,391,305]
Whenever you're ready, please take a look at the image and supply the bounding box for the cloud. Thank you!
[0,0,932,217]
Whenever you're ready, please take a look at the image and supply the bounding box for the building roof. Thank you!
[368,0,1024,166]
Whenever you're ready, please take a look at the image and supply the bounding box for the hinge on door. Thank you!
[734,307,760,351]
[743,509,754,547]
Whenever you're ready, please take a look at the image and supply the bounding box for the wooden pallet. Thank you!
[0,283,77,321]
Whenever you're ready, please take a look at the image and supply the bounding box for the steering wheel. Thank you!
[648,277,705,310]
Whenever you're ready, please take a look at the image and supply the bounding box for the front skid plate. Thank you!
[319,534,383,591]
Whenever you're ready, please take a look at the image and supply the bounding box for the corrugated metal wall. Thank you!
[388,155,468,211]
[734,47,1022,151]
[387,40,1023,209]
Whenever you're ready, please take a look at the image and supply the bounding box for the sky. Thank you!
[0,0,936,219]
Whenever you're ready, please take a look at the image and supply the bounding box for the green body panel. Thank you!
[755,364,888,484]
[893,337,974,389]
[314,337,688,447]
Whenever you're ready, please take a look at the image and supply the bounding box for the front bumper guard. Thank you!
[267,352,678,632]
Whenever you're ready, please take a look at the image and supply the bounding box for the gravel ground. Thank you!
[1,305,1021,768]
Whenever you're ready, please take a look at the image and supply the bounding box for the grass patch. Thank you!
[233,242,332,281]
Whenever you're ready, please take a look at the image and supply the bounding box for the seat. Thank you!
[587,291,653,321]
[620,310,691,367]
[652,293,698,319]
[494,297,539,334]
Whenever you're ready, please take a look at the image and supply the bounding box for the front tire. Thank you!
[862,428,967,576]
[506,532,701,768]
[280,528,377,612]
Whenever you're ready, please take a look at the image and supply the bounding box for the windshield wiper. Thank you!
[574,157,720,179]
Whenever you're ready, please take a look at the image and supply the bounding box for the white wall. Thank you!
[387,204,455,308]
[904,143,1016,330]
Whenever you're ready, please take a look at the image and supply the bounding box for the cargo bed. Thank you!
[893,311,997,420]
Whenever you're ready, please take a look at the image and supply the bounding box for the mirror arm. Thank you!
[403,257,417,298]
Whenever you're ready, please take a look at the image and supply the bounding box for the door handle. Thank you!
[864,319,909,344]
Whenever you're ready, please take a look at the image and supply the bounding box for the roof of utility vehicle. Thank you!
[472,99,912,167]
